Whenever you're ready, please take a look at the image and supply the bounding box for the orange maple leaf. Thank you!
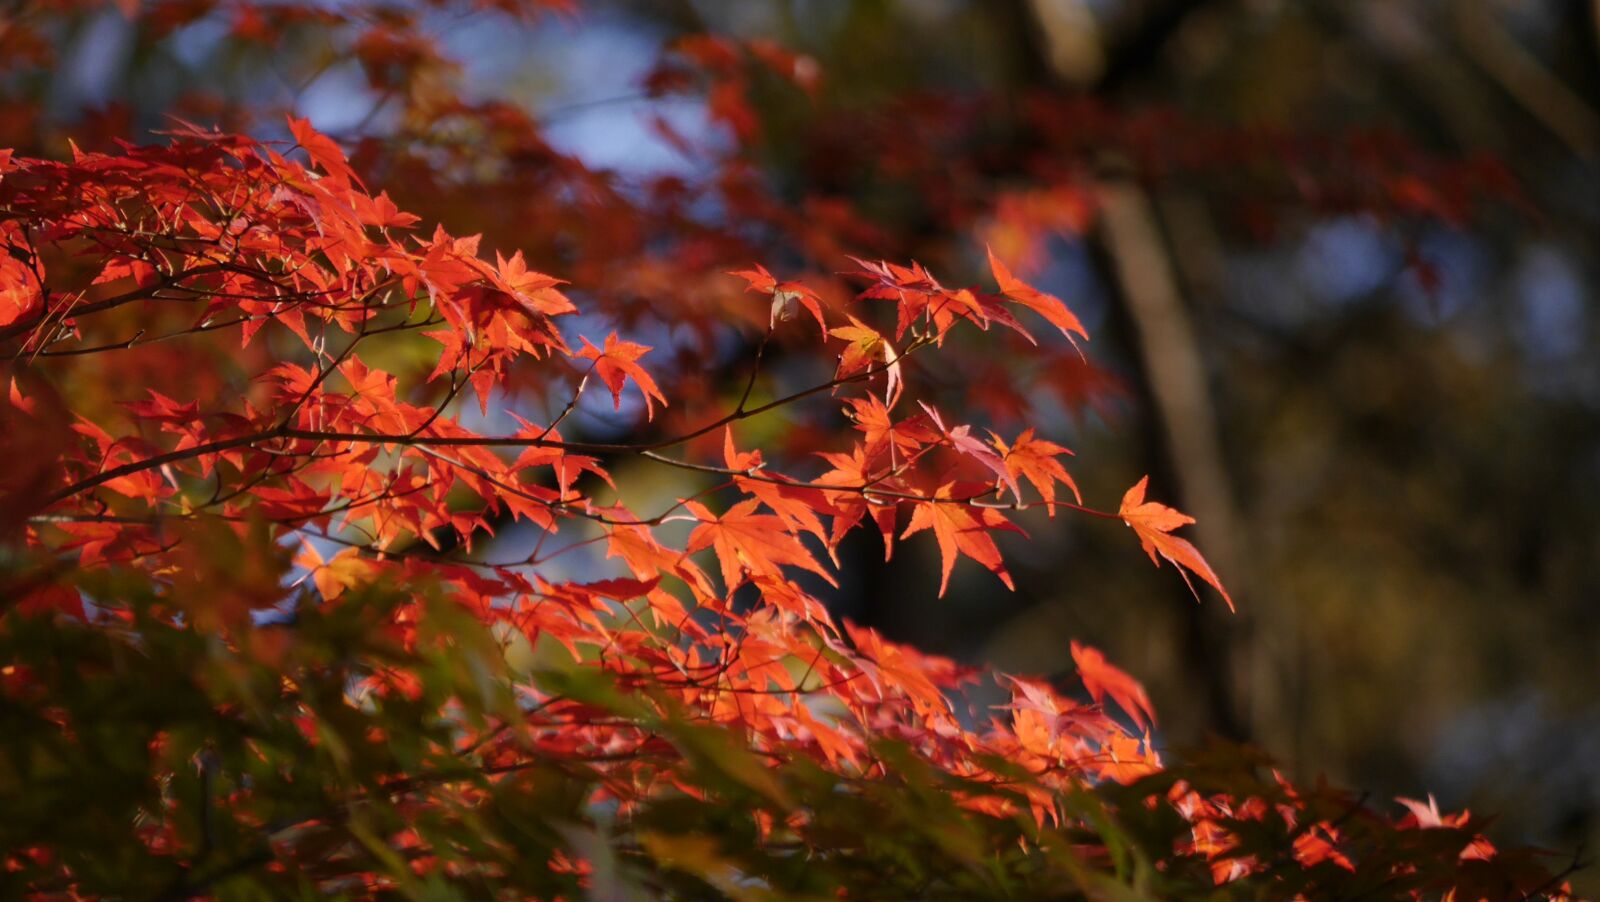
[1118,476,1234,611]
[987,247,1088,346]
[1070,640,1155,731]
[724,429,836,558]
[844,395,933,461]
[992,427,1081,512]
[829,316,901,406]
[685,499,836,592]
[814,444,899,559]
[294,542,377,601]
[901,483,1022,597]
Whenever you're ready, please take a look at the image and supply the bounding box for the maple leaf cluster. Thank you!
[0,2,1570,898]
[0,118,1568,899]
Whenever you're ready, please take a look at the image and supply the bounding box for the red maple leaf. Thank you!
[577,332,669,420]
[729,264,827,334]
[287,115,358,185]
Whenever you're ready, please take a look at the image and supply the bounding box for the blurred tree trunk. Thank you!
[1451,0,1599,159]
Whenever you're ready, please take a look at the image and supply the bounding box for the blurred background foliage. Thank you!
[6,0,1597,890]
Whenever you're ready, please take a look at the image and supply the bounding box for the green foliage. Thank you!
[2,549,1563,898]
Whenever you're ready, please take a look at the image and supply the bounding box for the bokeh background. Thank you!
[8,0,1598,888]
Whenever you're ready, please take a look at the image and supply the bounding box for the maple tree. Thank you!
[0,1,1582,898]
